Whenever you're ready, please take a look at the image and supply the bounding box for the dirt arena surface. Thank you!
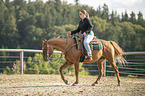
[0,75,145,96]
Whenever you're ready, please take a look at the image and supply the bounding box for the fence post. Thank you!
[103,60,106,76]
[20,51,24,74]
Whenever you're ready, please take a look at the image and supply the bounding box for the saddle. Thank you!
[74,36,104,62]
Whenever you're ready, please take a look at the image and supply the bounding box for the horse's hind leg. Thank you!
[59,61,72,85]
[109,61,121,86]
[92,58,105,86]
[103,48,121,86]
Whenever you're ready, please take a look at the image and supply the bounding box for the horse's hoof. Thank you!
[72,83,78,86]
[118,84,121,86]
[64,80,68,85]
[92,82,98,86]
[91,83,95,86]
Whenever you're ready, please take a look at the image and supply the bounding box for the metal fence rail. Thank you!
[0,49,145,77]
[106,52,145,76]
[0,49,61,74]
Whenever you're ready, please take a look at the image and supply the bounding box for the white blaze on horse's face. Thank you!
[46,44,49,61]
[42,40,49,61]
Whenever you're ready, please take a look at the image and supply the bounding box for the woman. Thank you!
[67,10,94,60]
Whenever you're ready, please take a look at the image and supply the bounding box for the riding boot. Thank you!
[85,52,93,61]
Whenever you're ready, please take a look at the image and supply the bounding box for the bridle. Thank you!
[43,34,77,61]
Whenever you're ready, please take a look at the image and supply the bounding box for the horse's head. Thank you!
[42,39,53,61]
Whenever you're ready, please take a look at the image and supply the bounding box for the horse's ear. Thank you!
[42,40,44,43]
[44,39,47,43]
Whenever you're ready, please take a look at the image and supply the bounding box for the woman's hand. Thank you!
[83,32,87,36]
[67,31,71,35]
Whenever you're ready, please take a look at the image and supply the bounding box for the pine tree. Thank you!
[130,11,136,24]
[121,10,129,22]
[101,4,109,21]
[0,0,6,48]
[137,11,143,26]
[96,5,102,18]
[75,0,79,5]
[110,10,120,25]
[124,10,129,21]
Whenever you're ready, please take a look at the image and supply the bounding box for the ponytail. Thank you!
[86,12,89,19]
[81,10,89,19]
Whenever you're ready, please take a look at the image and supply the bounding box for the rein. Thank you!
[64,34,68,55]
[64,34,77,57]
[65,43,77,56]
[48,53,63,64]
[45,34,77,63]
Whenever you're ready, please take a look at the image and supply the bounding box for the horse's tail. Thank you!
[110,41,126,65]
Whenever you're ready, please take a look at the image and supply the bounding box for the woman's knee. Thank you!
[84,41,89,45]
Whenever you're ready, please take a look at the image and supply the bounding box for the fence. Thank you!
[0,49,61,74]
[0,49,145,77]
[106,52,145,77]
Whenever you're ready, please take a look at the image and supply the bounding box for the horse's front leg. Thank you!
[72,63,79,86]
[59,62,72,85]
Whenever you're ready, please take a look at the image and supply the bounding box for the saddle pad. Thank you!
[89,38,103,50]
[74,37,103,50]
[89,41,103,50]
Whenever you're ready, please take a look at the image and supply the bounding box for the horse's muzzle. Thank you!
[44,57,49,61]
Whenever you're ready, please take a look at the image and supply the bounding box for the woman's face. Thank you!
[79,12,85,19]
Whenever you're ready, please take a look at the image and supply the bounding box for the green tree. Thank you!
[101,3,109,21]
[116,22,136,51]
[0,0,6,48]
[0,0,145,52]
[3,60,26,74]
[137,11,144,26]
[50,24,76,38]
[121,10,129,22]
[34,0,44,13]
[75,0,79,5]
[0,1,19,48]
[131,24,145,51]
[129,11,136,24]
[96,5,102,18]
[13,0,25,6]
[25,53,64,74]
[27,1,36,15]
[55,0,61,12]
[4,9,19,48]
[21,25,46,49]
[5,0,10,8]
[91,16,108,38]
[110,10,120,25]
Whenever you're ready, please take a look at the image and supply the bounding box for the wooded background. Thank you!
[0,0,145,51]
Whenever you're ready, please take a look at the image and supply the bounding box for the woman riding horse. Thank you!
[67,10,94,60]
[42,10,126,86]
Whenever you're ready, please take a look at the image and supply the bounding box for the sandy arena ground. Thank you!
[0,75,145,96]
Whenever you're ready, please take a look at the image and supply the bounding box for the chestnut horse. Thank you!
[42,38,126,86]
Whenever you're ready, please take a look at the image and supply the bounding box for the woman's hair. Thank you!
[81,10,89,18]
